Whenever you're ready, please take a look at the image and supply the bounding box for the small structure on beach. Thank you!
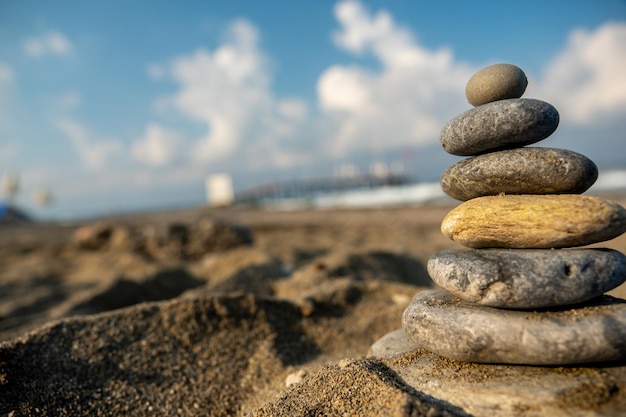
[205,174,235,207]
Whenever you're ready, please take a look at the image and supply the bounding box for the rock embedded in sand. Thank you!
[369,328,419,358]
[370,345,626,417]
[440,147,598,201]
[439,98,559,156]
[402,290,626,365]
[285,370,307,387]
[428,248,626,309]
[441,194,626,248]
[465,63,528,106]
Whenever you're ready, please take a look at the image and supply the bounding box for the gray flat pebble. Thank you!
[402,290,626,365]
[441,147,598,201]
[428,249,626,309]
[440,98,559,156]
[465,63,528,106]
[378,345,626,417]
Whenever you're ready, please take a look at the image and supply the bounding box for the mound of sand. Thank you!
[0,284,432,416]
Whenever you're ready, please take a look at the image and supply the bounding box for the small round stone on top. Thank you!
[466,63,528,106]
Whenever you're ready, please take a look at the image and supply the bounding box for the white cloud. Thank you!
[156,18,314,170]
[333,0,394,54]
[131,123,181,166]
[317,0,474,156]
[534,22,626,124]
[319,66,371,112]
[165,19,268,162]
[23,31,73,58]
[56,118,122,170]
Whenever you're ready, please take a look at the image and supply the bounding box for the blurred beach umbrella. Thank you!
[1,171,19,201]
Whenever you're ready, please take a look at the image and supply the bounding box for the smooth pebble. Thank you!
[440,147,598,201]
[428,248,626,309]
[441,195,626,249]
[440,98,559,156]
[465,63,528,106]
[402,290,626,365]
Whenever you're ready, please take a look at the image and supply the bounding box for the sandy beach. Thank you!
[1,200,626,416]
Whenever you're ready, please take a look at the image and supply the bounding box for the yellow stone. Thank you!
[441,195,626,248]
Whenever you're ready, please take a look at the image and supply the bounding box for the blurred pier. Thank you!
[232,174,414,207]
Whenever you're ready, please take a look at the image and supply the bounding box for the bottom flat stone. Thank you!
[402,290,626,365]
[375,346,626,417]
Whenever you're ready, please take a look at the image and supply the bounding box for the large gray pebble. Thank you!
[441,147,598,201]
[440,99,559,156]
[428,249,626,309]
[402,290,626,365]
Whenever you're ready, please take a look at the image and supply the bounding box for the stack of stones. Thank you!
[402,63,626,365]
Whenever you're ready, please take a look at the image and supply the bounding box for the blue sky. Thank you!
[1,0,625,219]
